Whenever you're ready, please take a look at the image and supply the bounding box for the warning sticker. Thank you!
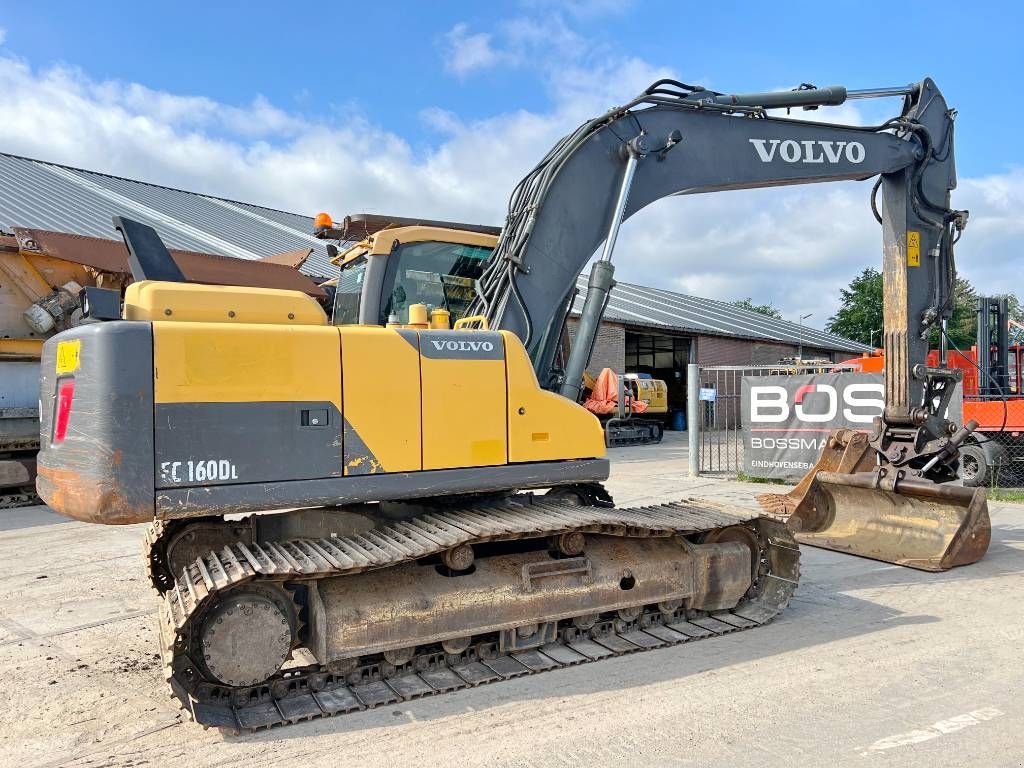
[55,339,81,374]
[907,230,921,267]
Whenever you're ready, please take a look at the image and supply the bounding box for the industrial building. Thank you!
[568,276,870,411]
[0,148,868,418]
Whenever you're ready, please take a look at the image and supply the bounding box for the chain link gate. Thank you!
[695,363,856,477]
[694,364,1024,492]
[960,393,1024,490]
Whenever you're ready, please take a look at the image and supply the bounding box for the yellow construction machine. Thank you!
[0,227,323,509]
[36,76,988,730]
[581,368,669,446]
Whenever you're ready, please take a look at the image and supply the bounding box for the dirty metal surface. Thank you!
[150,495,800,732]
[758,428,991,571]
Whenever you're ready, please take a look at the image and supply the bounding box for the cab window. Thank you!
[380,241,492,325]
[333,256,366,325]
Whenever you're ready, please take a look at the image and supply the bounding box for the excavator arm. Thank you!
[471,77,989,569]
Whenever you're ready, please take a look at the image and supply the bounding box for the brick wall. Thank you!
[567,318,626,373]
[697,336,846,365]
[695,335,754,366]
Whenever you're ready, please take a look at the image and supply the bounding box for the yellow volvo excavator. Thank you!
[36,77,988,730]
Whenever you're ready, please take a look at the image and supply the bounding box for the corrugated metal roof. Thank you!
[0,151,868,352]
[573,275,871,353]
[0,152,336,278]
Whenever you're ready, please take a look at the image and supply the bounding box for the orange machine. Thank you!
[839,339,1024,486]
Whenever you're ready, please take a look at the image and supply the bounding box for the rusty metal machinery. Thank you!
[147,492,798,731]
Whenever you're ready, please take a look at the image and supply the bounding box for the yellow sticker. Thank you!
[55,339,81,374]
[907,230,921,267]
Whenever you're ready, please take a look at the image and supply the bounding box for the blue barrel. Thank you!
[669,409,686,431]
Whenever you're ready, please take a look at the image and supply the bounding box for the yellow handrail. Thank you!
[453,315,490,331]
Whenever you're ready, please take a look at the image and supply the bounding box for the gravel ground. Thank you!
[1,433,1021,768]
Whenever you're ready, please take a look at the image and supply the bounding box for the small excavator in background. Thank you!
[36,76,989,729]
[583,368,667,446]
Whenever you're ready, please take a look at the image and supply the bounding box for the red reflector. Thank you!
[54,378,75,443]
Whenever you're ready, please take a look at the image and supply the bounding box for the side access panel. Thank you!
[504,331,606,463]
[36,322,155,524]
[419,331,507,470]
[152,322,342,489]
[340,326,422,475]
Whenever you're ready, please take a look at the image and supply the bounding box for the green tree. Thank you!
[825,267,883,346]
[933,277,977,350]
[1005,294,1024,346]
[732,297,783,319]
[826,266,1018,351]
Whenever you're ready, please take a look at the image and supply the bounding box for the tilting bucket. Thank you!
[784,471,991,571]
[758,428,991,571]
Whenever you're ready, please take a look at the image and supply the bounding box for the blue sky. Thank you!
[3,0,1019,176]
[0,0,1020,324]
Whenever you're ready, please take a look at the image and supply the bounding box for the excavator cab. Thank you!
[316,213,499,328]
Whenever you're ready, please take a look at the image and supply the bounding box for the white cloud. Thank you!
[441,23,502,77]
[0,44,1018,332]
[437,13,594,83]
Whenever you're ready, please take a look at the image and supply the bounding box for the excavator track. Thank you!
[0,488,41,510]
[150,496,799,732]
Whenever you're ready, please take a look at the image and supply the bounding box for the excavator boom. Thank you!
[469,77,988,570]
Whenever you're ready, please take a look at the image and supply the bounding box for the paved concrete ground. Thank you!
[2,432,1022,768]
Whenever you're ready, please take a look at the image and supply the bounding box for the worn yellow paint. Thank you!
[153,322,342,409]
[907,230,921,267]
[334,226,498,267]
[55,339,81,374]
[504,332,605,463]
[125,280,327,325]
[340,326,422,474]
[421,341,508,470]
[0,338,44,357]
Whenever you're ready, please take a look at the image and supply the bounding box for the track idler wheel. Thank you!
[197,586,297,687]
[383,646,417,666]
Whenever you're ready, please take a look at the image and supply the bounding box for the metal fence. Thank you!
[695,364,1024,491]
[695,363,856,477]
[961,395,1024,489]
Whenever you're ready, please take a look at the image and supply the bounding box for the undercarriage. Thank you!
[146,487,799,731]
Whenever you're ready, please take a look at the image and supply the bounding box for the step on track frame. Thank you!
[149,495,800,732]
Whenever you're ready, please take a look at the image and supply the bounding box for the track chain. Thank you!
[149,495,800,732]
[0,488,41,510]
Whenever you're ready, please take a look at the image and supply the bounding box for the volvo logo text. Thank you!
[749,139,865,164]
[429,339,495,353]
